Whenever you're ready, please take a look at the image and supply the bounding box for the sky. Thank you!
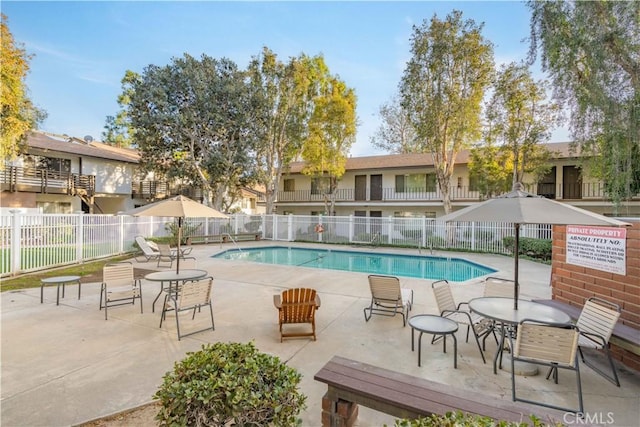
[3,0,569,157]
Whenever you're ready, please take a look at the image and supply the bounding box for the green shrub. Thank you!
[165,221,202,245]
[392,411,562,426]
[154,342,306,426]
[502,236,552,261]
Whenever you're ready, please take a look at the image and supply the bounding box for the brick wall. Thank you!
[551,221,640,370]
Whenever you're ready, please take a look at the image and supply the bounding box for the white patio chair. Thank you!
[99,262,143,320]
[159,276,215,340]
[510,319,583,414]
[575,297,622,386]
[431,279,488,363]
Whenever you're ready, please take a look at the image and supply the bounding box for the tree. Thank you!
[125,54,257,210]
[400,10,494,213]
[470,62,558,197]
[1,14,46,162]
[468,142,513,199]
[247,48,320,214]
[528,0,640,210]
[301,75,357,215]
[370,96,420,153]
[102,70,138,148]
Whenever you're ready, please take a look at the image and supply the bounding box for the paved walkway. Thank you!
[2,242,639,426]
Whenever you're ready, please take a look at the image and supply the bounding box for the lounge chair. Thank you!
[364,275,413,326]
[99,262,143,320]
[134,235,160,262]
[274,288,320,342]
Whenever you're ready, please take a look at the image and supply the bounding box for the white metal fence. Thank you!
[1,212,551,277]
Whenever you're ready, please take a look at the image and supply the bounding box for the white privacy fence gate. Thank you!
[1,212,551,277]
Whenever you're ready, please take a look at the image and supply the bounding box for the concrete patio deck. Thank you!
[2,242,639,426]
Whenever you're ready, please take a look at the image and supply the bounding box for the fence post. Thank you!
[387,216,393,244]
[288,214,293,241]
[470,222,475,251]
[119,214,125,254]
[272,214,278,241]
[349,215,354,243]
[76,211,84,263]
[10,210,22,275]
[421,216,427,249]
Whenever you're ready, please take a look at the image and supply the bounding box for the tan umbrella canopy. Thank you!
[124,195,228,272]
[438,183,630,309]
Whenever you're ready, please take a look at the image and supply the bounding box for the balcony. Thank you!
[1,166,95,197]
[276,183,640,204]
[132,181,203,201]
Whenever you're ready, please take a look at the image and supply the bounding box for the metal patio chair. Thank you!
[510,319,583,414]
[159,276,215,340]
[99,262,143,320]
[575,297,622,386]
[431,279,488,363]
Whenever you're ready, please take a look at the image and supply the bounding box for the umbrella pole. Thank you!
[176,217,183,274]
[514,223,520,310]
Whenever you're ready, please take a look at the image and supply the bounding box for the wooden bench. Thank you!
[186,235,224,245]
[314,356,566,427]
[186,233,261,245]
[532,299,640,356]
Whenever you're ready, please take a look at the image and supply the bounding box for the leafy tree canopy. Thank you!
[370,96,420,154]
[247,47,322,213]
[1,14,46,162]
[528,0,640,209]
[470,62,558,198]
[400,10,494,213]
[126,54,257,210]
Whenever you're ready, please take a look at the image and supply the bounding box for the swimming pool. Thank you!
[212,246,497,282]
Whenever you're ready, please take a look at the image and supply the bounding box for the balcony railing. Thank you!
[276,183,640,203]
[1,166,95,197]
[132,181,203,201]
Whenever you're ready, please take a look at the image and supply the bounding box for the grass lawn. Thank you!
[0,254,136,292]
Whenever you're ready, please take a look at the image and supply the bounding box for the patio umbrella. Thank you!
[438,183,630,309]
[124,195,228,273]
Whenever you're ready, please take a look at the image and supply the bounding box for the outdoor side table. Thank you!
[409,314,459,368]
[40,275,81,306]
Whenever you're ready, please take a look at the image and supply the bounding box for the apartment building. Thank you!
[274,142,640,218]
[1,132,141,214]
[1,132,266,215]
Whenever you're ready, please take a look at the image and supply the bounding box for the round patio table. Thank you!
[40,275,81,306]
[409,314,459,368]
[145,269,208,312]
[468,297,572,374]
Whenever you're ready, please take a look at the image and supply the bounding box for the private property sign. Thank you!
[566,226,627,275]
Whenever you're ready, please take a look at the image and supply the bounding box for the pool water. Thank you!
[212,246,496,282]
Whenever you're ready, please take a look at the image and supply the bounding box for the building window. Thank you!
[311,177,331,195]
[424,211,436,218]
[36,201,72,214]
[283,179,295,192]
[396,173,428,193]
[25,155,71,176]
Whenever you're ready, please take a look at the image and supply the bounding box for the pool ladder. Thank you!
[221,233,242,252]
[418,243,434,255]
